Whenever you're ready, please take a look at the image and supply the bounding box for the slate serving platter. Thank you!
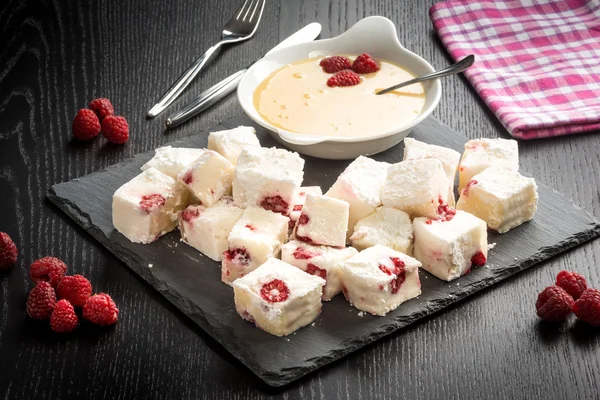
[48,115,600,387]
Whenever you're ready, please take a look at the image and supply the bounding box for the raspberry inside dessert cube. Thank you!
[233,258,325,336]
[221,207,289,285]
[112,168,189,244]
[233,147,304,215]
[177,150,235,207]
[295,194,349,247]
[339,245,421,316]
[281,240,358,301]
[456,166,538,233]
[141,146,205,179]
[382,159,450,219]
[325,156,389,238]
[289,186,323,223]
[207,126,261,165]
[413,210,488,281]
[178,197,243,261]
[458,138,518,191]
[350,207,413,255]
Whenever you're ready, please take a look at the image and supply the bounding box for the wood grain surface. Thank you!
[0,0,599,399]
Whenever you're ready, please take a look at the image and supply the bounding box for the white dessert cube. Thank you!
[233,147,304,215]
[339,245,421,316]
[403,137,461,206]
[178,197,243,261]
[456,166,538,233]
[207,126,261,165]
[233,258,325,336]
[177,150,235,207]
[295,194,349,247]
[413,210,488,281]
[350,207,413,255]
[289,186,323,223]
[221,207,289,285]
[281,240,358,300]
[381,159,450,219]
[112,168,189,244]
[458,138,519,191]
[141,146,206,179]
[325,156,390,238]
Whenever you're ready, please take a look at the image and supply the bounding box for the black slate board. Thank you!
[48,115,600,387]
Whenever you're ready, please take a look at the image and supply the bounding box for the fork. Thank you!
[147,0,266,118]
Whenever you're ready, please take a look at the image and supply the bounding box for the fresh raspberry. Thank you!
[139,194,165,213]
[223,248,250,266]
[306,263,327,280]
[72,109,101,141]
[101,115,129,144]
[573,288,600,326]
[351,53,380,74]
[536,285,574,322]
[88,98,115,120]
[260,279,290,303]
[555,270,587,300]
[26,281,57,320]
[83,293,119,326]
[56,275,92,307]
[260,196,289,215]
[50,299,78,332]
[0,232,18,269]
[326,70,361,87]
[319,56,352,73]
[181,207,201,223]
[471,251,487,267]
[30,256,67,287]
[292,247,318,260]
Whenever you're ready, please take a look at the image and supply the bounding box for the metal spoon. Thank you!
[376,54,475,95]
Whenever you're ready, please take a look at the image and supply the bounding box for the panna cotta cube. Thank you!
[339,245,421,316]
[456,166,538,233]
[381,159,450,219]
[403,137,461,205]
[233,258,325,337]
[458,138,519,191]
[233,147,304,215]
[289,186,323,223]
[281,240,358,300]
[207,126,261,165]
[177,150,235,207]
[325,156,390,238]
[112,168,189,244]
[221,207,289,285]
[350,207,413,255]
[178,197,243,261]
[295,194,349,247]
[413,210,488,281]
[141,146,206,179]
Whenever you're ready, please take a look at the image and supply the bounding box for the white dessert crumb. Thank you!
[175,243,178,247]
[514,257,518,261]
[148,264,153,268]
[286,338,290,342]
[358,311,365,317]
[311,322,315,327]
[488,242,497,250]
[456,282,460,286]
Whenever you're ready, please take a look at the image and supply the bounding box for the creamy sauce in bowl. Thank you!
[253,56,426,138]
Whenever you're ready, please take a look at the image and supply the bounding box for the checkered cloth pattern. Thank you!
[430,0,600,139]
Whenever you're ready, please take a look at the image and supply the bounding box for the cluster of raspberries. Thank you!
[319,54,380,88]
[536,270,600,326]
[72,98,129,144]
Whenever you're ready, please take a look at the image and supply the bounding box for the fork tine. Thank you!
[235,0,251,20]
[248,0,265,23]
[242,0,257,21]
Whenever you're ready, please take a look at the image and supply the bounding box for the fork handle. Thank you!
[147,41,224,118]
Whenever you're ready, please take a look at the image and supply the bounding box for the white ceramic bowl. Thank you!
[237,16,441,160]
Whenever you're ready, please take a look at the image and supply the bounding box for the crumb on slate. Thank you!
[148,263,153,268]
[488,242,497,250]
[358,311,364,317]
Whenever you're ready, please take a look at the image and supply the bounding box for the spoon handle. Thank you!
[377,54,475,95]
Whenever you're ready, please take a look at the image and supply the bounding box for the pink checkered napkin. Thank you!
[430,0,600,139]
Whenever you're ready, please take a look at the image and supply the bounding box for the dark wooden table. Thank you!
[1,0,599,399]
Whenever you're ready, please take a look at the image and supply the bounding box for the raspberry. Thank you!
[181,171,193,185]
[555,270,587,300]
[298,214,309,225]
[319,56,352,73]
[0,232,18,269]
[101,115,129,144]
[181,208,201,223]
[573,288,600,326]
[72,109,101,141]
[292,247,318,260]
[88,98,115,120]
[223,248,250,266]
[292,205,303,212]
[56,275,92,307]
[30,256,67,287]
[471,251,487,267]
[245,224,257,231]
[260,196,289,215]
[351,53,380,74]
[83,293,119,326]
[536,285,574,322]
[462,180,478,196]
[326,70,361,87]
[26,281,57,320]
[260,279,290,303]
[306,263,327,280]
[50,299,78,332]
[437,198,457,222]
[139,194,165,213]
[379,257,406,294]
